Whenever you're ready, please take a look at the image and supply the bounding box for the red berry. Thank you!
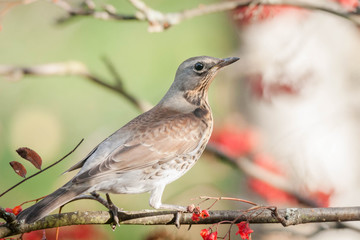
[12,205,22,215]
[200,229,210,240]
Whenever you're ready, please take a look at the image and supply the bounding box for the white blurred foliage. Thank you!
[236,9,360,207]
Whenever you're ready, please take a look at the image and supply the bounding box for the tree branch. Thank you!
[0,61,150,112]
[2,0,359,31]
[1,207,360,238]
[52,0,360,31]
[54,0,138,24]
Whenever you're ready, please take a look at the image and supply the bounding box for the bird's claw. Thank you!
[106,193,121,229]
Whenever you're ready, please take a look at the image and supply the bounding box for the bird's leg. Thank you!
[88,191,109,208]
[150,185,186,228]
[106,193,120,229]
[149,185,187,211]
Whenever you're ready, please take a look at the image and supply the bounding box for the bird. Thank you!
[17,56,239,224]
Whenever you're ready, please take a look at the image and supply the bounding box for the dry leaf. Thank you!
[9,161,27,178]
[16,147,42,170]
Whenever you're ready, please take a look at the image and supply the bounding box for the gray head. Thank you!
[162,56,239,106]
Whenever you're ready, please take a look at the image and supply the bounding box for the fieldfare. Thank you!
[17,56,239,224]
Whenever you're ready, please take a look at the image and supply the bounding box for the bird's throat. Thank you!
[183,89,208,106]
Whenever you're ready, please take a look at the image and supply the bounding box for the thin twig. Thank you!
[54,0,137,24]
[198,196,258,206]
[100,57,148,111]
[0,61,150,112]
[0,139,83,198]
[2,0,360,31]
[52,0,360,31]
[19,196,46,207]
[102,56,123,86]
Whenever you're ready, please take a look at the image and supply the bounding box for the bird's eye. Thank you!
[194,62,204,71]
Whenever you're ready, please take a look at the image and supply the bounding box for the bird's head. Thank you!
[165,56,239,106]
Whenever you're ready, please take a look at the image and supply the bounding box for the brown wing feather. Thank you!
[73,109,207,184]
[63,146,99,174]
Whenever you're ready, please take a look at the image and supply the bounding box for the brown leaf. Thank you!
[9,161,27,178]
[16,147,42,170]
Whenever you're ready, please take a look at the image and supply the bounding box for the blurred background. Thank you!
[0,0,360,239]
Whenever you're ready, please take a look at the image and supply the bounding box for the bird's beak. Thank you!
[215,57,240,68]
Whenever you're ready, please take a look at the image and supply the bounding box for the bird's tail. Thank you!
[17,185,87,224]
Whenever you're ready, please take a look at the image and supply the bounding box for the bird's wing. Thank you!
[72,110,207,184]
[63,146,99,173]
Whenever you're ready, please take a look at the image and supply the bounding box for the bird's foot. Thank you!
[106,193,121,230]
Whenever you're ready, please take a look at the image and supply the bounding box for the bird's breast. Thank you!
[139,108,213,183]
